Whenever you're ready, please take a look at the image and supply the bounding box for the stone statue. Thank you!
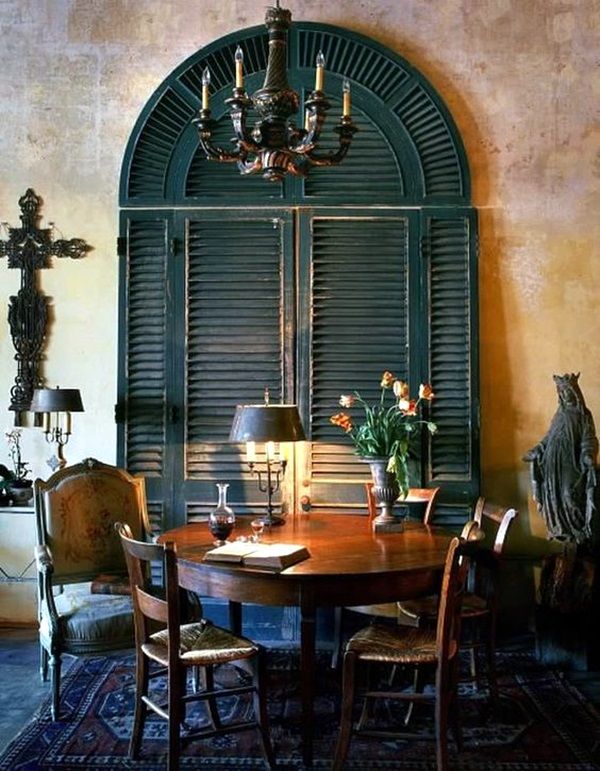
[523,373,598,546]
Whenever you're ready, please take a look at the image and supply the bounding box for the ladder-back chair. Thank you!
[116,523,275,771]
[332,535,476,771]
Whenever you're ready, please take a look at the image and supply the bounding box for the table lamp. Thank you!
[30,387,84,471]
[229,388,305,526]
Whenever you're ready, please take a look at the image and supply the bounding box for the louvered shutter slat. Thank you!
[123,218,168,477]
[185,216,287,480]
[310,216,410,491]
[427,213,477,489]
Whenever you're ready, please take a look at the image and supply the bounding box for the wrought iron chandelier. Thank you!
[193,2,357,182]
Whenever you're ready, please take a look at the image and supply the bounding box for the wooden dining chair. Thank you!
[330,484,440,668]
[331,535,475,771]
[116,523,275,771]
[365,482,440,525]
[396,499,518,702]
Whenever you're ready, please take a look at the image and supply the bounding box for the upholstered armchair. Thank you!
[34,457,150,720]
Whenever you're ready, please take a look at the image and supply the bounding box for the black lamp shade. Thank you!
[30,388,84,413]
[229,404,305,443]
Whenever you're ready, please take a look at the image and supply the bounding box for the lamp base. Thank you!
[46,452,67,472]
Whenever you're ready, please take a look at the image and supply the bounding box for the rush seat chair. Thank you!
[116,522,275,771]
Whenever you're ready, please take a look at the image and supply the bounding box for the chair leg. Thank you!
[130,650,149,760]
[469,621,483,691]
[486,614,499,705]
[448,659,463,753]
[167,667,185,771]
[332,650,357,771]
[434,677,450,771]
[356,662,375,731]
[40,644,48,683]
[202,665,222,731]
[50,652,61,721]
[404,665,425,726]
[251,652,276,771]
[331,606,343,669]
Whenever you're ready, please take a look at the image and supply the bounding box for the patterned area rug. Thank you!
[1,650,599,770]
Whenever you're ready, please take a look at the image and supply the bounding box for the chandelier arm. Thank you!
[226,92,263,155]
[287,92,330,155]
[237,156,264,176]
[304,119,358,166]
[193,109,245,163]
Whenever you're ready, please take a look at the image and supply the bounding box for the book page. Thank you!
[204,541,258,562]
[242,543,310,568]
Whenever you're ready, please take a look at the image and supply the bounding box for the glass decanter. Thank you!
[208,483,235,545]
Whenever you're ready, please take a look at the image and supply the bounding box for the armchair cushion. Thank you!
[39,583,134,647]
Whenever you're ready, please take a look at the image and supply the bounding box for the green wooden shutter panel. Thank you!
[303,105,403,201]
[185,215,287,479]
[128,88,195,200]
[298,29,410,102]
[119,23,478,526]
[124,218,168,476]
[178,33,269,97]
[427,214,474,481]
[122,23,469,208]
[392,86,462,197]
[310,215,410,489]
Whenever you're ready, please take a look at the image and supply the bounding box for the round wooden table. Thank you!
[160,513,453,767]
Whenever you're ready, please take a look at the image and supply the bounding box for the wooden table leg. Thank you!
[229,600,242,635]
[300,592,317,767]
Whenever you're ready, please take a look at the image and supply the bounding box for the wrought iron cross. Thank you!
[0,189,90,424]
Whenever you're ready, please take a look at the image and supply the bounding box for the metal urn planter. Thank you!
[365,457,403,533]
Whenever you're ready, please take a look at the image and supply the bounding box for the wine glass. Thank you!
[250,518,265,543]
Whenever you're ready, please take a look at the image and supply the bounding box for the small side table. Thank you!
[0,506,37,626]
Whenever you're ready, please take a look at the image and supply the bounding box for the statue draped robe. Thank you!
[524,373,598,546]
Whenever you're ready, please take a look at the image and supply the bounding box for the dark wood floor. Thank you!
[2,625,600,753]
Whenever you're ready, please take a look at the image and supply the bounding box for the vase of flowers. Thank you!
[330,370,436,530]
[4,429,33,505]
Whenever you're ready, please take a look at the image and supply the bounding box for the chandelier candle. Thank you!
[201,68,210,110]
[235,46,244,89]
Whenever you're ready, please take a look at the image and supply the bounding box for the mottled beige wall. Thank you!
[0,0,598,558]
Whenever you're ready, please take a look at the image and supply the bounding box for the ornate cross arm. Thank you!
[50,238,89,260]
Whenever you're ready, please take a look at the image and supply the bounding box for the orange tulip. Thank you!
[419,383,435,401]
[399,399,418,416]
[393,380,409,399]
[330,412,353,432]
[380,371,395,388]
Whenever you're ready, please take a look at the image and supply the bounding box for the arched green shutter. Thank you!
[118,22,479,529]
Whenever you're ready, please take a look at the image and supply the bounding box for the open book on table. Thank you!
[204,541,310,570]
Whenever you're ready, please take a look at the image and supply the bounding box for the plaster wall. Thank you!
[0,0,598,567]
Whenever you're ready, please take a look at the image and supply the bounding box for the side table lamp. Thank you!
[30,387,84,471]
[229,389,305,527]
